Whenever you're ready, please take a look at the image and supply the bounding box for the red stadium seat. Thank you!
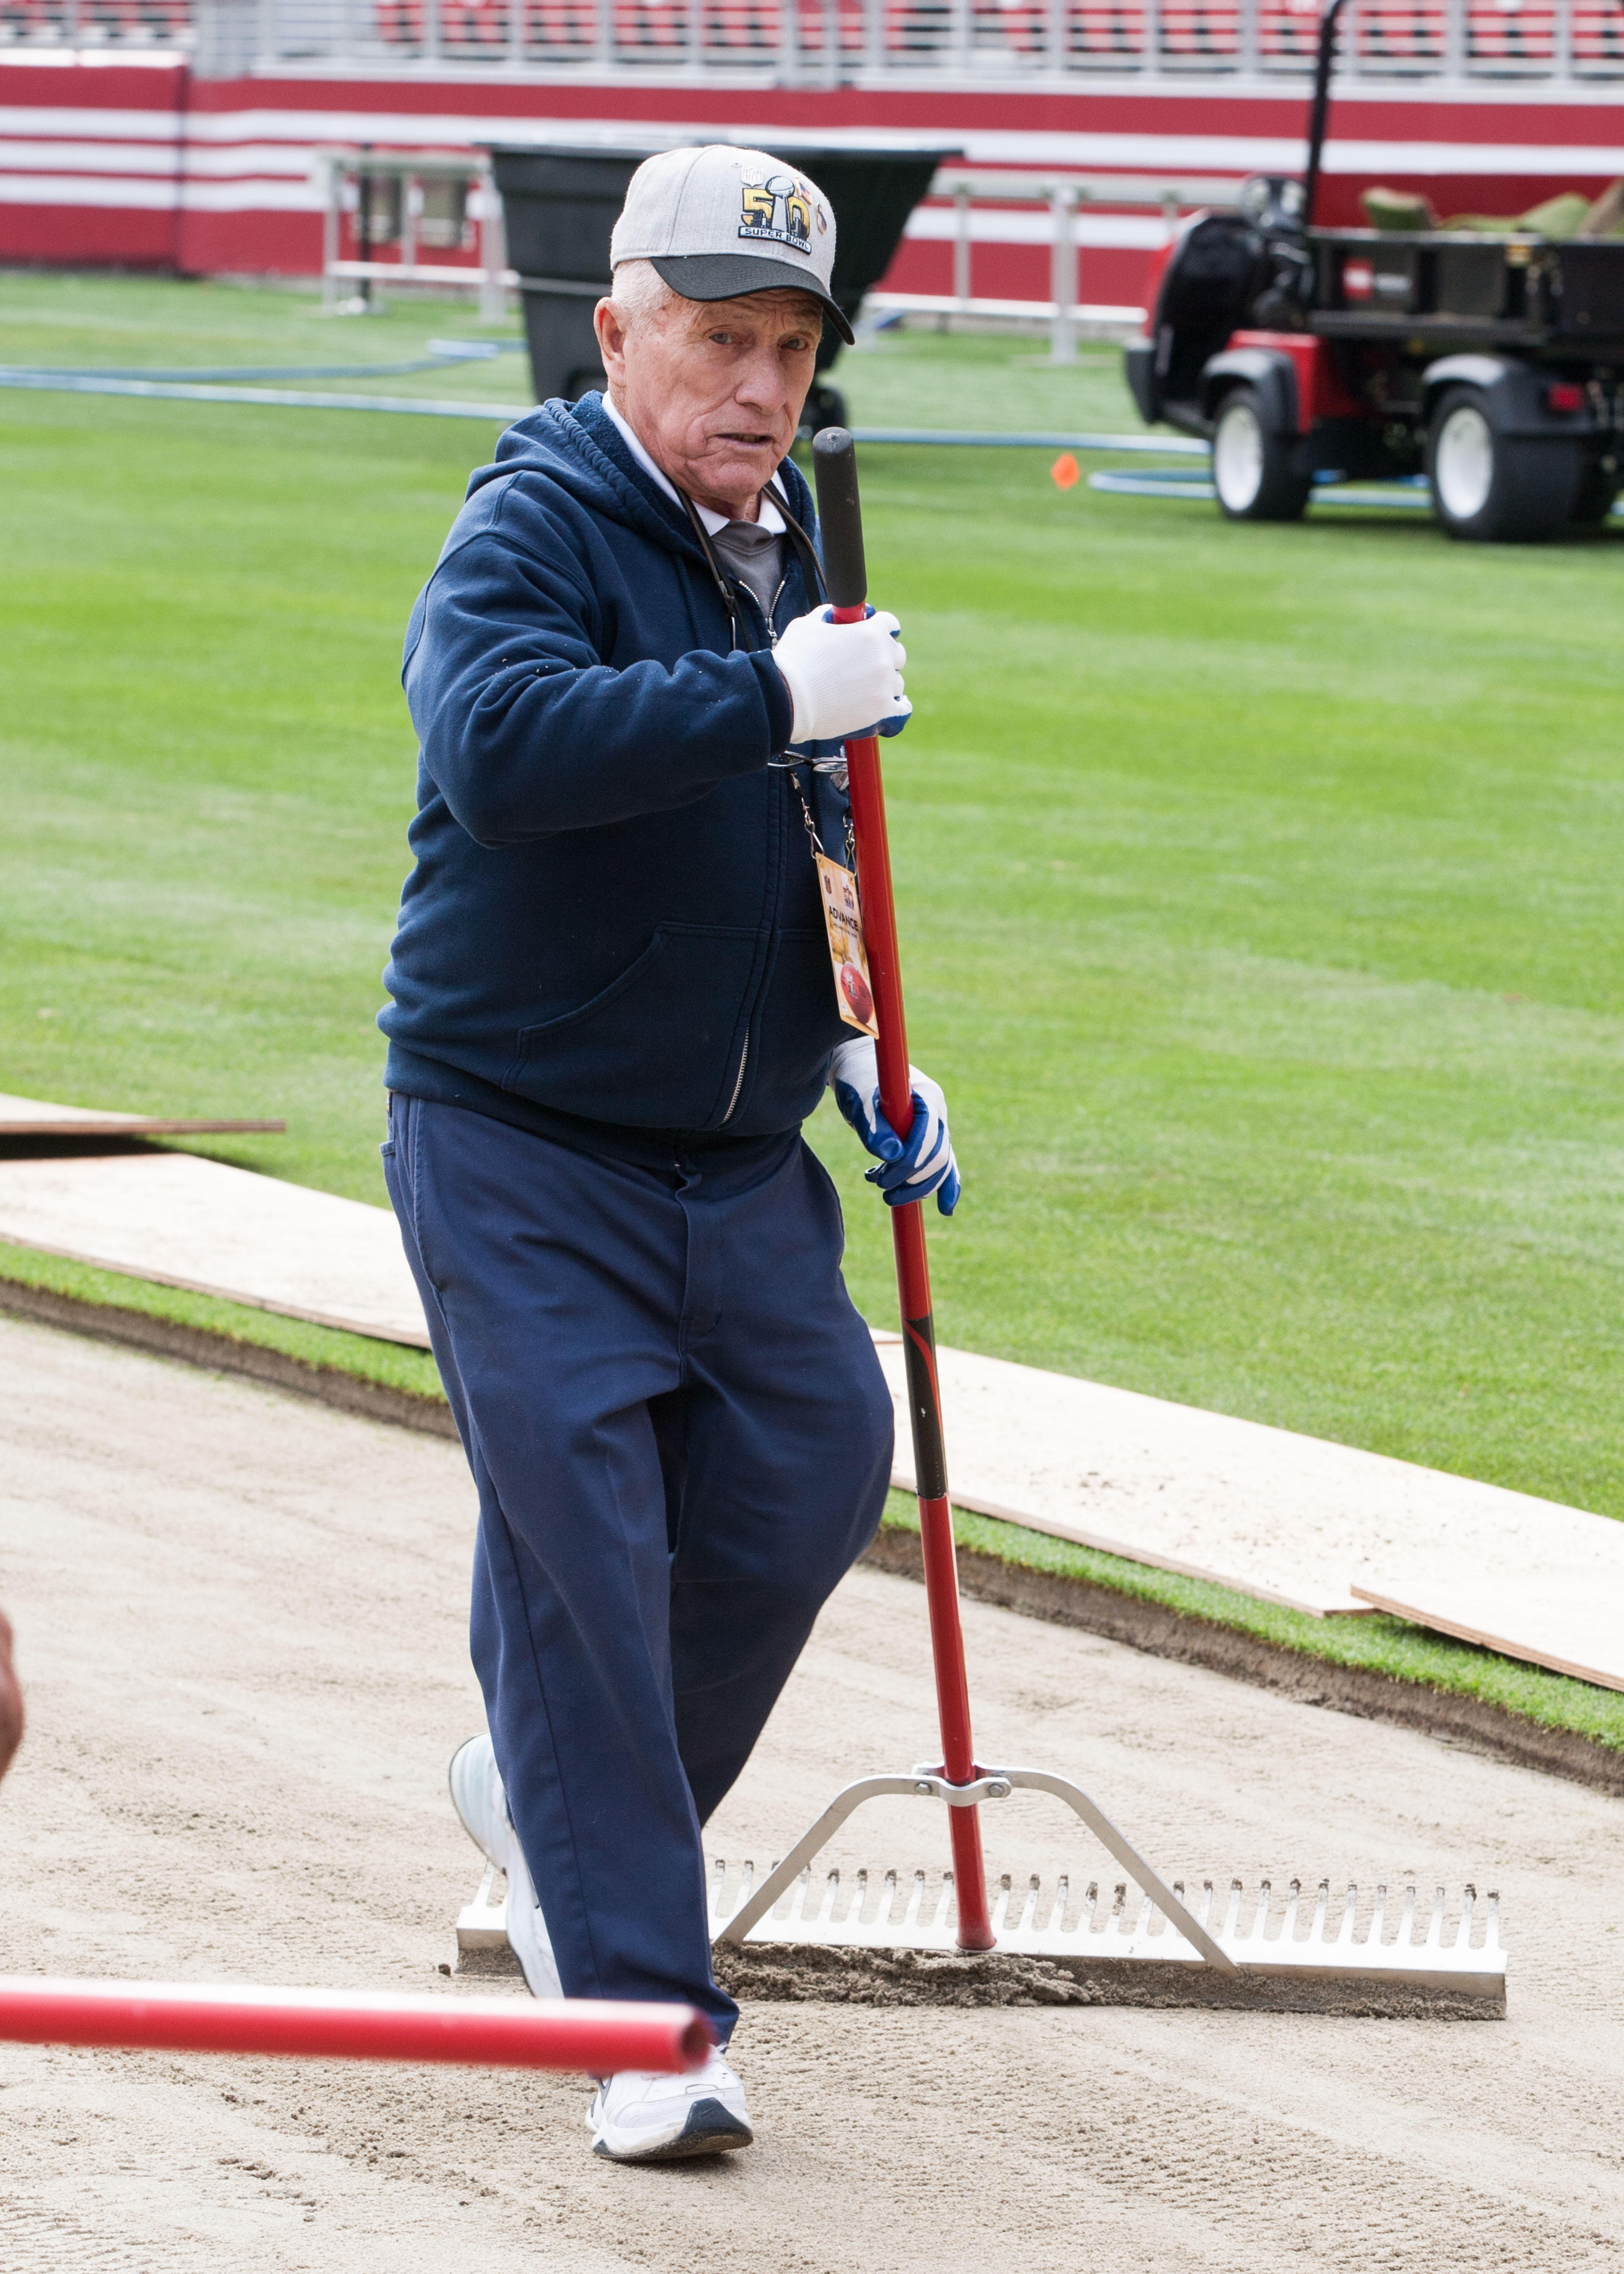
[1158,0,1240,63]
[1572,0,1624,67]
[1466,0,1557,66]
[1356,0,1447,65]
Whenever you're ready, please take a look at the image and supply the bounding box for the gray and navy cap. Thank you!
[609,143,851,344]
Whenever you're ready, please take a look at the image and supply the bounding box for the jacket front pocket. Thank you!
[508,922,760,1128]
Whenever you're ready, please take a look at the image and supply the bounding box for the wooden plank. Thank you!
[0,1091,284,1139]
[877,1342,1624,1642]
[0,1152,427,1347]
[1352,1583,1624,1693]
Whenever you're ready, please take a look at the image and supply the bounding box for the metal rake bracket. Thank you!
[710,1763,1234,1968]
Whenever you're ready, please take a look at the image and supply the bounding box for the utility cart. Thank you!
[1124,0,1624,540]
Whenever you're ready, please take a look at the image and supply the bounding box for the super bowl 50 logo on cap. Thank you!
[739,172,815,258]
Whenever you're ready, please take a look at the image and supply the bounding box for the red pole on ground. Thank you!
[0,1977,713,2073]
[812,428,996,1954]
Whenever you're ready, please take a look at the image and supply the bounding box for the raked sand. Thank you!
[0,1314,1620,2272]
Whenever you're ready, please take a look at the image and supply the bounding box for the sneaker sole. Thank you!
[592,2099,754,2164]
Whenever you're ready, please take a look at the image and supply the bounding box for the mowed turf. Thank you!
[4,278,1624,1531]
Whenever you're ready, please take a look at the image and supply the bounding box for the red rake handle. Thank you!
[0,1976,713,2073]
[811,427,995,1953]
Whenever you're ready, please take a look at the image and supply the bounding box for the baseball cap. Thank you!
[609,144,853,345]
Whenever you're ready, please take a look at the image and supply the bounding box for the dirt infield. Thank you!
[1,1313,1621,2271]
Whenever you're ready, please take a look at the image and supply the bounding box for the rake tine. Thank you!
[1310,1880,1329,1945]
[1486,1891,1501,1951]
[1253,1880,1272,1945]
[1366,1886,1387,1947]
[815,1870,840,1926]
[902,1870,926,1933]
[1336,1884,1358,1947]
[792,1865,814,1924]
[1455,1884,1475,1950]
[992,1875,1013,1936]
[1048,1874,1069,1934]
[1398,1886,1417,1948]
[1283,1879,1301,1944]
[935,1872,955,1934]
[878,1868,900,1929]
[848,1868,869,1927]
[1424,1888,1446,1951]
[1223,1879,1244,1941]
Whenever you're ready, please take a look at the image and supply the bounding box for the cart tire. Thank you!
[1569,459,1619,528]
[1427,386,1582,542]
[1211,387,1311,523]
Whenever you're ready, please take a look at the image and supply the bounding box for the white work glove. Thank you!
[772,606,910,748]
[829,1037,960,1216]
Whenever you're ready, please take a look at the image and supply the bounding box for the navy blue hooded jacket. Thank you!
[380,392,856,1161]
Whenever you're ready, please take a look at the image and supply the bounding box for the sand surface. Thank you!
[0,1313,1621,2271]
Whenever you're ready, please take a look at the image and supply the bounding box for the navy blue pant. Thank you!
[383,1093,893,2041]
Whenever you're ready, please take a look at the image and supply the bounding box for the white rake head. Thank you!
[699,1766,1507,2014]
[706,1855,1504,2001]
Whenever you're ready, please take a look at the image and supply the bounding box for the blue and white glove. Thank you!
[829,1037,961,1216]
[774,605,911,761]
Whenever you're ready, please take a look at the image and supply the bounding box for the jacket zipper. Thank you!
[710,559,791,1128]
[721,1032,750,1123]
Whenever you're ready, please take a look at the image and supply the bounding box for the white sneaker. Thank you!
[587,2048,754,2163]
[447,1734,563,2000]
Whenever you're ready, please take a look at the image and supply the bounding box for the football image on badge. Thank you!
[815,854,879,1038]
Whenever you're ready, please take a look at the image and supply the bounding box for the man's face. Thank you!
[596,286,822,517]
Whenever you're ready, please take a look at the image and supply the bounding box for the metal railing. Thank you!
[8,0,1624,82]
[314,149,511,319]
[248,0,1624,74]
[876,168,1238,351]
[0,0,188,43]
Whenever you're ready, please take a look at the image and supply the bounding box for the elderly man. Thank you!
[379,145,959,2163]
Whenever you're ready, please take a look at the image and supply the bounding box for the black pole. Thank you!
[1302,0,1351,232]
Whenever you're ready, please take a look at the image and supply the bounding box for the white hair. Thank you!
[607,258,682,332]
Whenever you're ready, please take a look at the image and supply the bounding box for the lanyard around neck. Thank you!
[676,479,828,650]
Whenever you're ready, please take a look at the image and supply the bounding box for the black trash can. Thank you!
[486,137,959,430]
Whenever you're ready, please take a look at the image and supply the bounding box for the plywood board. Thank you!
[876,1341,1624,1645]
[0,1151,427,1346]
[0,1090,283,1140]
[1352,1582,1624,1693]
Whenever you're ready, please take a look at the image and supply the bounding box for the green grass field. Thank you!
[5,270,1624,1549]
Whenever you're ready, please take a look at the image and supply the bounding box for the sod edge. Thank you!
[3,1237,1621,1789]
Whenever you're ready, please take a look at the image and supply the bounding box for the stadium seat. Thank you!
[1466,0,1557,68]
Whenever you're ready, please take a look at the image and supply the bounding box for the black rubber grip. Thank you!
[812,427,868,610]
[903,1311,949,1501]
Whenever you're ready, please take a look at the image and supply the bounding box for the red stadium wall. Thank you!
[5,58,1624,309]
